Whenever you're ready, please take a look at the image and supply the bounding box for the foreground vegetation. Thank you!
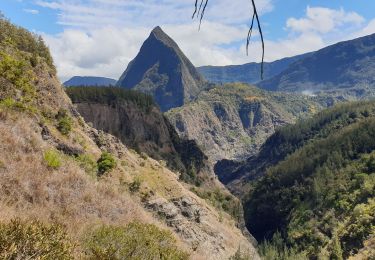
[0,218,188,259]
[244,101,375,259]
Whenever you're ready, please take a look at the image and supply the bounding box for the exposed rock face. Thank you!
[166,83,322,164]
[117,26,206,111]
[259,33,375,94]
[71,95,212,185]
[146,195,260,260]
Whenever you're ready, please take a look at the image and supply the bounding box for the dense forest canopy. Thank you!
[244,100,375,259]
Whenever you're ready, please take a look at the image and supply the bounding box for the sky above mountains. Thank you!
[1,0,375,81]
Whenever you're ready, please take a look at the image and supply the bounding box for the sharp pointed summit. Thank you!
[117,26,206,111]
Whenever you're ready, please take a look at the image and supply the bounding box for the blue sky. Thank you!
[1,0,375,81]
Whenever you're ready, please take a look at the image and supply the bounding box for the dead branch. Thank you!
[192,0,265,80]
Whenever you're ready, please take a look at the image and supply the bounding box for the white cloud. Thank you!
[37,2,375,82]
[286,6,364,34]
[23,9,39,15]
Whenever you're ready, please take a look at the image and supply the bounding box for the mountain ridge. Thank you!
[198,53,311,84]
[64,76,117,86]
[259,33,375,94]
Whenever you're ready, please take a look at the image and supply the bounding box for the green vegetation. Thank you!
[190,187,242,221]
[258,232,308,260]
[84,222,189,260]
[76,154,98,177]
[56,109,73,136]
[97,152,116,176]
[129,178,142,193]
[66,87,155,113]
[0,15,55,71]
[244,101,375,259]
[0,218,74,259]
[44,149,62,169]
[0,15,55,113]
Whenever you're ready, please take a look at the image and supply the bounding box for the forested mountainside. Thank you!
[166,83,328,164]
[63,76,117,87]
[117,26,207,112]
[259,33,375,96]
[233,101,375,259]
[0,17,258,259]
[198,53,309,84]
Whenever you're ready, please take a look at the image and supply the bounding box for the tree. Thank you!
[192,0,265,79]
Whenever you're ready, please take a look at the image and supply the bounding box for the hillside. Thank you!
[166,83,325,164]
[117,26,207,112]
[0,17,258,259]
[198,53,309,84]
[259,33,375,96]
[63,76,117,87]
[234,101,375,259]
[66,86,211,186]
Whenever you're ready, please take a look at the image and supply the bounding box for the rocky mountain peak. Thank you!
[117,26,206,112]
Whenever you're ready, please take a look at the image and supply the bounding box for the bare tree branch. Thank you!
[192,0,265,80]
[192,0,209,30]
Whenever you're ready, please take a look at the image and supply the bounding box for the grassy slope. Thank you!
[0,17,257,259]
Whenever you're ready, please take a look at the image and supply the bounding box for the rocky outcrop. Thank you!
[117,26,207,112]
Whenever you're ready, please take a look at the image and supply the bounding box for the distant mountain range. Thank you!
[63,76,117,87]
[116,26,206,112]
[259,33,375,93]
[197,53,310,84]
[68,31,375,108]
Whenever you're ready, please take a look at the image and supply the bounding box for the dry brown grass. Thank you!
[0,111,153,246]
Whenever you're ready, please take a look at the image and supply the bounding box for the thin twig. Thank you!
[192,0,198,19]
[250,0,265,80]
[199,0,209,30]
[192,0,265,80]
[246,13,255,56]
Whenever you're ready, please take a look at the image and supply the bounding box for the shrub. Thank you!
[84,222,188,260]
[0,51,35,103]
[97,152,116,176]
[44,149,61,169]
[0,218,74,259]
[129,178,142,193]
[76,154,98,177]
[0,16,55,71]
[56,109,73,136]
[258,232,308,260]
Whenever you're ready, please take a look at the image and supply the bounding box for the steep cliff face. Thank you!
[117,26,206,112]
[0,18,258,259]
[67,86,210,185]
[166,83,323,164]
